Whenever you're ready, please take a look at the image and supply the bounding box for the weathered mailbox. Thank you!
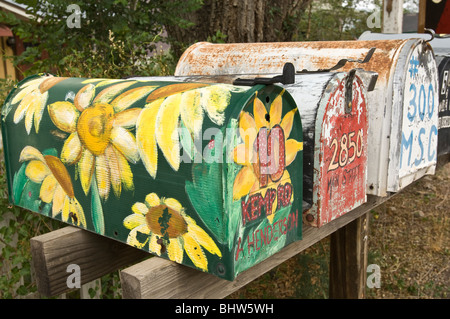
[174,39,440,197]
[359,31,450,157]
[1,74,304,280]
[167,64,372,227]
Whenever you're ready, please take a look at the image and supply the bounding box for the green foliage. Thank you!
[0,153,65,298]
[1,0,202,78]
[295,0,382,41]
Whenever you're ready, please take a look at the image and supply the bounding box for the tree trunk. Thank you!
[166,0,312,58]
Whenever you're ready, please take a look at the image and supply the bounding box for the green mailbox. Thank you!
[1,74,303,280]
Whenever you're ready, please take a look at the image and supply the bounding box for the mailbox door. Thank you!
[225,85,303,277]
[437,56,450,156]
[387,41,440,191]
[307,72,368,227]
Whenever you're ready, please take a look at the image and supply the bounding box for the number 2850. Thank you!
[328,129,363,172]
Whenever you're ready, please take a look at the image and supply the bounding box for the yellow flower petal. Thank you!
[48,101,80,133]
[131,202,148,216]
[148,233,161,255]
[187,223,222,257]
[127,225,150,249]
[39,77,67,94]
[93,81,137,105]
[183,232,208,271]
[74,84,95,111]
[123,213,146,230]
[110,126,139,164]
[61,132,82,165]
[167,238,184,264]
[44,155,75,198]
[14,91,38,125]
[145,193,160,208]
[33,91,49,134]
[136,100,162,178]
[25,160,51,183]
[71,198,87,228]
[238,111,257,149]
[113,147,133,192]
[201,85,231,126]
[232,166,258,201]
[180,89,204,140]
[112,108,141,128]
[78,149,95,195]
[19,146,45,163]
[24,99,36,134]
[105,145,121,197]
[285,139,303,166]
[163,198,182,212]
[62,196,71,222]
[40,174,58,203]
[111,86,157,113]
[233,143,254,166]
[280,108,297,138]
[269,91,284,128]
[155,94,181,171]
[253,96,268,131]
[52,185,65,217]
[146,83,208,103]
[11,82,40,105]
[95,153,110,200]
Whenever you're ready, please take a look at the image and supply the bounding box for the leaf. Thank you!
[12,163,28,204]
[185,161,225,244]
[91,175,105,235]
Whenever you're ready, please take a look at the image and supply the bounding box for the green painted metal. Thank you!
[1,74,303,280]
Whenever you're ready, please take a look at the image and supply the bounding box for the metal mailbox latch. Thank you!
[233,63,295,86]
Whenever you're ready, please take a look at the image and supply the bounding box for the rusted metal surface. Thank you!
[310,72,368,227]
[175,39,440,197]
[175,40,407,83]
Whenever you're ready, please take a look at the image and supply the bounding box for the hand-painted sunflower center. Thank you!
[145,204,187,238]
[77,103,114,156]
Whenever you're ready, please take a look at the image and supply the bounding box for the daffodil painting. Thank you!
[1,74,303,280]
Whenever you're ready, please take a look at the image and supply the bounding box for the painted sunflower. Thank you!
[136,83,249,178]
[12,75,67,134]
[47,80,156,200]
[19,146,87,228]
[123,192,222,271]
[232,91,303,201]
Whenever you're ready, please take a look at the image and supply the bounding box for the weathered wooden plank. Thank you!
[329,213,369,299]
[120,195,385,299]
[30,226,148,297]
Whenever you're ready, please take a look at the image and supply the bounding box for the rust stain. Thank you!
[176,40,411,85]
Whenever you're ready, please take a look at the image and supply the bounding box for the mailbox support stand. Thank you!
[329,213,370,299]
[29,195,390,299]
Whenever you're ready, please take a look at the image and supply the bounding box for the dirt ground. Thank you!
[228,159,450,299]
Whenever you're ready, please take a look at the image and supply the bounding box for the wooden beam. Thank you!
[120,195,385,299]
[382,0,404,33]
[418,0,426,33]
[30,226,148,297]
[329,213,370,299]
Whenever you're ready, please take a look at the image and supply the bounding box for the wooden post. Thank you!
[30,226,148,297]
[382,0,404,33]
[418,0,426,33]
[121,196,382,299]
[329,212,370,299]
